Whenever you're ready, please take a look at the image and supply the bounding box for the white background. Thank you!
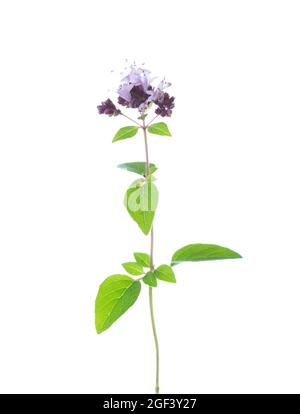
[0,0,300,394]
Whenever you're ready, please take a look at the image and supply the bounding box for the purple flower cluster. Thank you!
[97,98,121,117]
[154,92,175,117]
[97,64,175,117]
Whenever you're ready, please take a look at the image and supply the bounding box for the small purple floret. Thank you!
[97,99,121,117]
[154,92,175,117]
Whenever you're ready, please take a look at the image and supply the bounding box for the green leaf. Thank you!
[122,262,144,276]
[134,252,151,267]
[171,244,242,266]
[118,162,157,176]
[154,264,176,283]
[124,179,159,235]
[95,275,141,334]
[148,122,171,136]
[143,271,157,287]
[112,126,139,142]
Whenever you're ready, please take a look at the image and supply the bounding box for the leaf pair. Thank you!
[122,252,151,275]
[143,265,176,287]
[118,162,157,176]
[112,122,171,143]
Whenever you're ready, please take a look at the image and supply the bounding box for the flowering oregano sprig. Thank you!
[95,64,242,393]
[98,64,175,119]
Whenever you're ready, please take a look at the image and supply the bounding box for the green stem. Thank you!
[145,114,159,128]
[142,121,150,177]
[142,119,160,394]
[121,112,142,127]
[149,285,160,394]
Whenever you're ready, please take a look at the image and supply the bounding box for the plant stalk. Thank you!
[149,285,160,394]
[121,112,142,127]
[142,119,160,394]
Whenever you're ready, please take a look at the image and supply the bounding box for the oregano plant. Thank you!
[95,64,242,393]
